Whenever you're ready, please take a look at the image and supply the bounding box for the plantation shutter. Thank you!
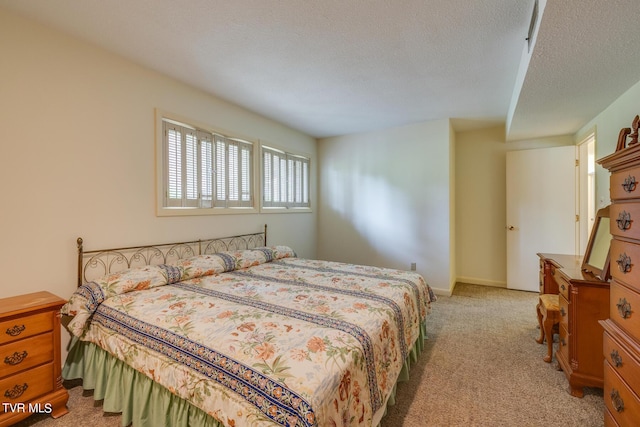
[162,118,253,210]
[214,135,253,208]
[262,146,309,208]
[184,129,199,207]
[163,121,198,207]
[198,131,213,208]
[164,122,182,207]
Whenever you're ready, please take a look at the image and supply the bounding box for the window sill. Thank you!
[156,207,259,217]
[260,207,313,214]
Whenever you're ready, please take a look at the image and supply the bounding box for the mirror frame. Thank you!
[581,205,611,281]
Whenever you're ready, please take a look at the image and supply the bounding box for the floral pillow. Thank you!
[62,263,183,336]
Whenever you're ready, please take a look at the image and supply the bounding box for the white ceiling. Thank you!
[2,0,640,140]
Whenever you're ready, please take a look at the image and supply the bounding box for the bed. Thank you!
[61,226,436,427]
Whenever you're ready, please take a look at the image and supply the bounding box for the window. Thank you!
[162,119,253,210]
[262,145,310,208]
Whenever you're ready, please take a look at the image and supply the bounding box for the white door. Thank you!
[506,146,577,292]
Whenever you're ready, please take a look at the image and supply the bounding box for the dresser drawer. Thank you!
[604,331,640,398]
[604,363,640,427]
[611,166,640,201]
[556,271,570,300]
[0,362,53,413]
[605,408,620,427]
[610,282,640,339]
[611,203,640,240]
[611,239,640,291]
[0,312,54,346]
[559,294,569,330]
[557,323,569,362]
[0,333,53,379]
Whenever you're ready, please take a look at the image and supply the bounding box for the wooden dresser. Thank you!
[598,116,640,426]
[537,253,610,397]
[0,292,68,426]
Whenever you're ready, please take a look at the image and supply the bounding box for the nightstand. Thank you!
[0,292,69,426]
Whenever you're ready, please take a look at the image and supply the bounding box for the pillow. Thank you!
[61,263,184,336]
[61,246,297,336]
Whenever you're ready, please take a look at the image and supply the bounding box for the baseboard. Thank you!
[430,286,453,297]
[455,276,507,289]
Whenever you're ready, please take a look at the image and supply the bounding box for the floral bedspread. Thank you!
[62,248,435,427]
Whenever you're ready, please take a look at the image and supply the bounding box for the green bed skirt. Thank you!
[62,323,426,427]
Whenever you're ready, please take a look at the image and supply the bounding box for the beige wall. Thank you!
[5,4,640,338]
[0,7,317,313]
[455,126,573,288]
[455,75,640,289]
[455,126,508,287]
[576,79,640,207]
[317,119,454,294]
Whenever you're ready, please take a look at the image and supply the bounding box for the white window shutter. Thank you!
[162,118,254,211]
[261,146,309,209]
[198,131,213,208]
[164,122,182,207]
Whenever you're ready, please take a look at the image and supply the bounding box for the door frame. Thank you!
[577,130,597,256]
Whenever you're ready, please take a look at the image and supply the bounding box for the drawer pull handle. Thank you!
[560,284,566,291]
[561,338,567,347]
[5,325,25,337]
[3,350,27,365]
[560,307,566,316]
[617,253,633,273]
[617,211,632,231]
[610,349,623,367]
[622,175,638,193]
[617,298,632,319]
[611,389,625,413]
[4,383,28,400]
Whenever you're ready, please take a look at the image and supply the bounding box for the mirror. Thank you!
[582,205,611,281]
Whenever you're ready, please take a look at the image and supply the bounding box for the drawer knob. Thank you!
[617,298,633,319]
[617,253,633,273]
[560,284,566,291]
[560,307,566,317]
[3,350,28,366]
[611,389,625,413]
[4,383,28,400]
[610,349,623,368]
[622,175,638,193]
[5,324,25,337]
[561,338,567,347]
[617,211,632,231]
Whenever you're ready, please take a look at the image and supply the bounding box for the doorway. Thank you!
[578,133,596,255]
[506,146,577,292]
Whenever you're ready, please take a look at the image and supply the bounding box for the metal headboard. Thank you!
[77,225,267,286]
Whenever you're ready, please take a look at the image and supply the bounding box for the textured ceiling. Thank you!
[2,0,639,140]
[507,0,640,141]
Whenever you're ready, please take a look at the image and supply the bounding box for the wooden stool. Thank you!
[536,294,560,363]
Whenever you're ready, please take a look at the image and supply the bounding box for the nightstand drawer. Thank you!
[0,312,54,346]
[605,363,640,427]
[0,333,53,379]
[0,362,54,413]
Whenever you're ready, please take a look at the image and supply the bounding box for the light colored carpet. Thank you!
[15,283,604,427]
[381,283,604,427]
